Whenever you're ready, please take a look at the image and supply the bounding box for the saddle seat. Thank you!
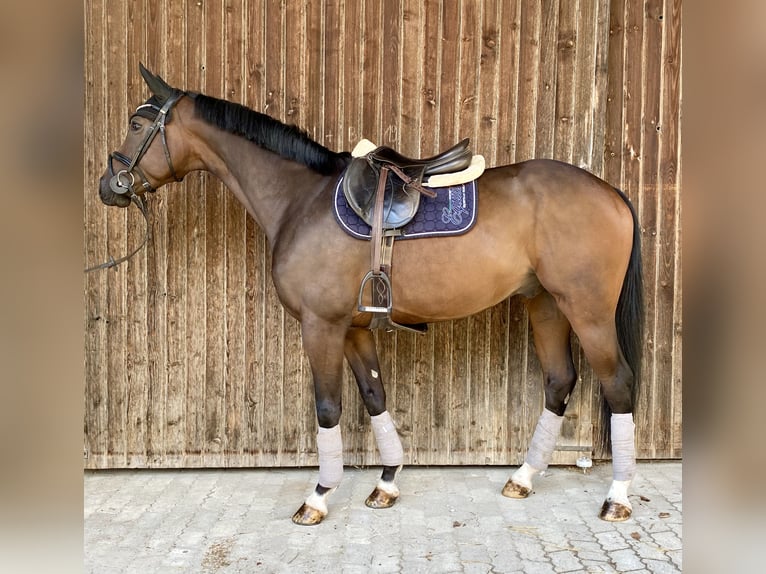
[367,138,472,176]
[343,138,476,229]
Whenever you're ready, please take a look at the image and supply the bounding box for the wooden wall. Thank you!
[84,0,682,469]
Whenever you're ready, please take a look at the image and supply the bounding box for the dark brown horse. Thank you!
[97,65,643,525]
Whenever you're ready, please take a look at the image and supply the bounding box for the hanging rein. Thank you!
[85,92,183,273]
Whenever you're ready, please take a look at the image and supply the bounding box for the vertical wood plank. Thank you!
[589,0,611,178]
[515,0,541,161]
[123,6,151,468]
[104,0,129,466]
[84,0,110,468]
[486,0,515,460]
[362,1,383,141]
[163,0,189,461]
[506,300,530,462]
[401,0,422,154]
[243,0,266,463]
[477,0,503,164]
[418,1,449,464]
[260,0,287,465]
[201,0,225,465]
[223,0,247,460]
[636,0,664,457]
[662,0,682,458]
[382,0,402,148]
[603,0,625,189]
[534,0,559,159]
[342,0,363,148]
[323,0,343,150]
[572,0,597,170]
[496,0,520,165]
[553,0,576,163]
[656,0,682,458]
[183,0,207,462]
[511,0,542,460]
[419,0,442,155]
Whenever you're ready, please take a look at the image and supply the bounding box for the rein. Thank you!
[84,194,150,272]
[85,92,183,273]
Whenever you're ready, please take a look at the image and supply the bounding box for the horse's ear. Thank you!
[139,62,175,103]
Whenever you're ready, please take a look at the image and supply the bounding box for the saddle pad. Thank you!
[334,174,477,240]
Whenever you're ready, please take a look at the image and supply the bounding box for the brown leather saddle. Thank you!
[342,139,473,229]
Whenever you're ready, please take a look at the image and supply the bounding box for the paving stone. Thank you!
[548,548,582,572]
[85,463,681,573]
[610,547,647,571]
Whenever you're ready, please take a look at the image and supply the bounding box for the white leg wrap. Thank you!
[524,409,564,471]
[371,411,404,467]
[317,425,344,488]
[611,413,636,482]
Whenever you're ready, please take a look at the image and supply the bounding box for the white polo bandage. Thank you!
[317,425,344,488]
[371,411,404,467]
[525,408,564,471]
[611,413,636,481]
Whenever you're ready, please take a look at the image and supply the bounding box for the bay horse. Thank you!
[96,65,643,525]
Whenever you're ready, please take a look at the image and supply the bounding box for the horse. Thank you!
[96,64,644,526]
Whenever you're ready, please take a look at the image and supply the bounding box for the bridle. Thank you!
[107,91,184,196]
[85,91,184,273]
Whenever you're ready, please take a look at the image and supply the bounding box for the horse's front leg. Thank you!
[291,316,348,526]
[344,328,404,509]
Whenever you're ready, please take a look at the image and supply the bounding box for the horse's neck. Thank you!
[195,126,326,246]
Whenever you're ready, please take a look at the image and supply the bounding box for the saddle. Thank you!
[343,138,474,229]
[342,138,485,333]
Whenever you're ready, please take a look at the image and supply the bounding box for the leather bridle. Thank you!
[86,92,183,273]
[107,91,184,196]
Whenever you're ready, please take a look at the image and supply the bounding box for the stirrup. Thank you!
[358,270,392,314]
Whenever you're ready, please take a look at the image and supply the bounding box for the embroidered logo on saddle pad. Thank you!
[334,174,477,240]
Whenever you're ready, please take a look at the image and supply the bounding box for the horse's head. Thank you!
[98,63,186,207]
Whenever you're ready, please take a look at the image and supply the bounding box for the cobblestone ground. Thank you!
[85,462,681,573]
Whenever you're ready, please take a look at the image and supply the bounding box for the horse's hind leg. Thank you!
[344,327,404,509]
[567,314,636,521]
[503,291,577,498]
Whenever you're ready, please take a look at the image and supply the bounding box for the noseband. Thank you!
[85,92,183,273]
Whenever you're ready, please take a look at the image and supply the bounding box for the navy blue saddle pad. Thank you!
[333,174,477,240]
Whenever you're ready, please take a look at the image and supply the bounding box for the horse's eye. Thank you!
[130,120,142,132]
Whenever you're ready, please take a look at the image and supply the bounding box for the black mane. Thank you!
[190,93,350,175]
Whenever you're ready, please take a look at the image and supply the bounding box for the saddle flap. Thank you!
[342,157,422,229]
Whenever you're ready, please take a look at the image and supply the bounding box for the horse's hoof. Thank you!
[365,486,399,509]
[599,500,632,521]
[502,479,531,499]
[291,503,326,526]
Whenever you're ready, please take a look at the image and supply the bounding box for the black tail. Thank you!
[598,189,644,454]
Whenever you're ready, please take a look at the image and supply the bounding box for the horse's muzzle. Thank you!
[99,176,132,207]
